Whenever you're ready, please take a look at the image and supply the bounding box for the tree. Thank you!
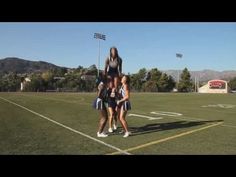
[41,70,54,89]
[178,68,193,92]
[229,77,236,90]
[143,80,158,92]
[158,73,169,92]
[51,67,67,77]
[23,74,44,92]
[42,70,53,82]
[0,72,21,91]
[149,68,162,82]
[76,65,84,73]
[138,68,147,79]
[143,68,162,92]
[86,64,97,75]
[167,75,176,91]
[130,68,146,91]
[130,68,174,92]
[0,64,179,93]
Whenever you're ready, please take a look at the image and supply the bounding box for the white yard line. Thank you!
[150,111,205,122]
[221,124,236,129]
[0,96,130,155]
[151,111,236,130]
[133,110,235,130]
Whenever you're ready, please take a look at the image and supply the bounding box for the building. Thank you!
[198,79,230,93]
[53,77,65,80]
[80,75,96,81]
[20,77,31,91]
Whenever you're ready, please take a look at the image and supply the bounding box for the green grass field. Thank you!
[0,92,236,155]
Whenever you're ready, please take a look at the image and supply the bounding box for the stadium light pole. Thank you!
[197,72,200,92]
[176,53,183,84]
[94,33,106,78]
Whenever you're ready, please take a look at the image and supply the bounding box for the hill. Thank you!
[0,57,65,74]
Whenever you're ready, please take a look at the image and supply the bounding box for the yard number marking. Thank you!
[128,113,163,120]
[150,111,182,117]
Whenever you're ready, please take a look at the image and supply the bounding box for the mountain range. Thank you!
[0,57,236,81]
[163,70,236,82]
[0,57,65,74]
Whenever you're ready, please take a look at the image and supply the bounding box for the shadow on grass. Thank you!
[127,120,223,136]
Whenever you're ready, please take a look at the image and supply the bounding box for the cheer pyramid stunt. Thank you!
[93,47,131,138]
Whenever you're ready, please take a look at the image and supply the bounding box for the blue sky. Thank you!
[0,22,236,73]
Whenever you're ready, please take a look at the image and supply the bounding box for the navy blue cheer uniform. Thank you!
[93,82,107,110]
[119,85,131,111]
[106,57,122,78]
[107,88,117,110]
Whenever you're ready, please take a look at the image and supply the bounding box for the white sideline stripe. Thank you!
[19,94,89,105]
[128,113,162,120]
[0,96,130,155]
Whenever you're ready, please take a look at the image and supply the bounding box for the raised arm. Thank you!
[104,57,109,76]
[119,58,122,76]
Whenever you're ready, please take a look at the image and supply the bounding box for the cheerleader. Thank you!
[104,47,122,97]
[93,74,109,138]
[116,75,131,138]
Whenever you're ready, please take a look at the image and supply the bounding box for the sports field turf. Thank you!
[0,92,236,155]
